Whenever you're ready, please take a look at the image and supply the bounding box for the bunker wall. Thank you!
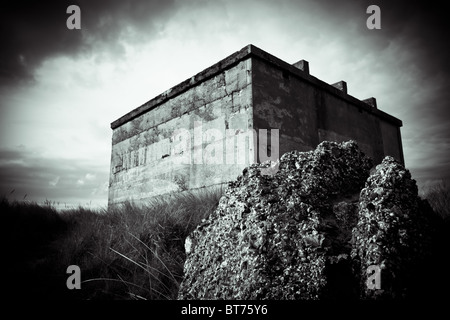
[251,55,402,165]
[109,59,254,207]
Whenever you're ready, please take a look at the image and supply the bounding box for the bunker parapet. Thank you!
[109,44,403,207]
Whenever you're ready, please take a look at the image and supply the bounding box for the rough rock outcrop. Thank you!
[177,141,439,300]
[351,156,438,299]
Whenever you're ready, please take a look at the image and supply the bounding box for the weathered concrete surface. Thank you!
[109,44,403,207]
[109,58,254,206]
[177,142,440,300]
[252,55,395,165]
[178,141,371,299]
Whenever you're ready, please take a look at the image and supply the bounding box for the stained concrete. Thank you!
[108,44,403,207]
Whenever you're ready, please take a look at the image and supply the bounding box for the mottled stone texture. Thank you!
[109,58,254,206]
[109,44,403,207]
[351,157,438,299]
[178,141,368,299]
[178,141,440,300]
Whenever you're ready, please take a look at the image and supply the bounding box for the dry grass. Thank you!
[422,181,450,222]
[2,187,223,300]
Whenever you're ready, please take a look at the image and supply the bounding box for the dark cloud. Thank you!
[0,147,108,206]
[307,0,450,74]
[0,0,176,86]
[343,0,450,187]
[2,0,448,86]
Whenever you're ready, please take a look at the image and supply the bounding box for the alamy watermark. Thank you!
[170,120,280,175]
[113,114,281,176]
[66,5,381,31]
[366,264,382,290]
[66,5,81,30]
[66,263,382,291]
[66,265,81,289]
[366,5,381,30]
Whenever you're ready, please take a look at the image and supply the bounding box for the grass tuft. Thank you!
[2,187,223,300]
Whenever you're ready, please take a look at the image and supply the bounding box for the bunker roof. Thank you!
[111,44,402,129]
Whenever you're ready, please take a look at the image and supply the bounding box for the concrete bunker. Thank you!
[108,44,403,207]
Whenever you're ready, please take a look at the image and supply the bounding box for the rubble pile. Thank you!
[351,157,437,299]
[178,141,440,300]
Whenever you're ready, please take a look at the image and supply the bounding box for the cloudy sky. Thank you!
[0,0,449,209]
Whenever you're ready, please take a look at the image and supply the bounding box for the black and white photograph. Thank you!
[1,0,449,314]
